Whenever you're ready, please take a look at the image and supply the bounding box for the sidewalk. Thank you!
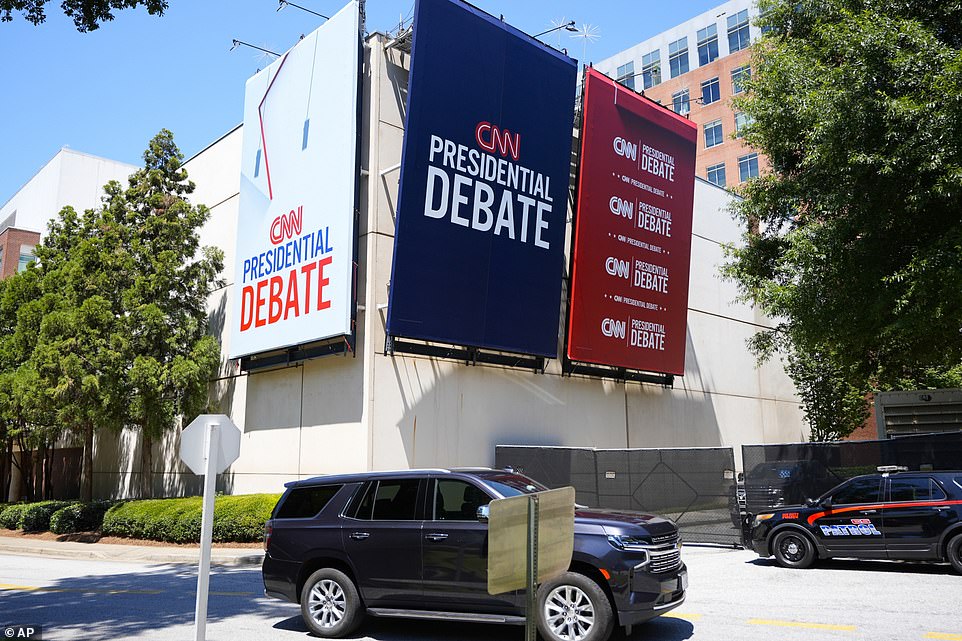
[0,535,264,566]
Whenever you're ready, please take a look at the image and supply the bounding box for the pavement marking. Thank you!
[662,612,703,621]
[0,583,162,595]
[748,618,856,632]
[925,634,962,640]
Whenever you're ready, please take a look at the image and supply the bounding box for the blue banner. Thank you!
[385,0,577,358]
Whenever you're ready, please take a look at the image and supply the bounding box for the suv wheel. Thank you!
[947,533,962,574]
[772,530,816,569]
[300,568,363,638]
[537,571,613,641]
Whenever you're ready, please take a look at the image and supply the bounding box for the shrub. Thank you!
[102,494,280,543]
[21,501,76,532]
[50,501,113,534]
[0,504,31,530]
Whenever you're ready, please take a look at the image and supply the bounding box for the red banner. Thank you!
[567,68,697,375]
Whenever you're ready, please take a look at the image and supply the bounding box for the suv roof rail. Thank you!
[877,465,909,474]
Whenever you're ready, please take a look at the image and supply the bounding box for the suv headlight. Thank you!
[753,513,774,527]
[607,535,651,566]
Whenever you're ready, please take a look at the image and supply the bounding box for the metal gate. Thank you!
[495,445,741,546]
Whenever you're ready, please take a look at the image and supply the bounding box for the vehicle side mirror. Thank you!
[819,497,833,509]
[477,505,490,522]
[805,498,817,507]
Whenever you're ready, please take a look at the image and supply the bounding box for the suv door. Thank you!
[420,477,518,613]
[812,476,885,558]
[881,476,951,559]
[342,478,425,605]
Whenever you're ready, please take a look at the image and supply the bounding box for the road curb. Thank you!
[0,536,264,567]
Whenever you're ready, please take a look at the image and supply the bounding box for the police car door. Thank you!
[880,476,949,559]
[814,476,885,558]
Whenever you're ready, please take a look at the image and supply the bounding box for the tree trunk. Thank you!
[15,434,34,502]
[1,437,11,502]
[140,432,154,499]
[81,423,94,502]
[44,445,55,500]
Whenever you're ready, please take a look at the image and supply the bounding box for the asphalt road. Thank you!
[1,546,960,641]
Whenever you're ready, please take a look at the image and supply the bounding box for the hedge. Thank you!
[102,494,280,543]
[20,501,76,532]
[0,504,31,530]
[50,501,114,534]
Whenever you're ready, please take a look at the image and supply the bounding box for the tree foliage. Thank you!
[725,0,962,438]
[0,0,166,31]
[0,130,222,501]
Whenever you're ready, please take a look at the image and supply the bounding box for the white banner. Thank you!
[230,1,359,359]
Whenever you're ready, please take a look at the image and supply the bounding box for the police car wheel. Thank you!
[947,533,962,574]
[772,531,815,569]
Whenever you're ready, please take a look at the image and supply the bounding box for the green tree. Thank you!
[115,130,223,497]
[725,0,962,438]
[1,0,166,31]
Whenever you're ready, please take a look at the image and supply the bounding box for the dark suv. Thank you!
[263,468,687,641]
[750,468,962,571]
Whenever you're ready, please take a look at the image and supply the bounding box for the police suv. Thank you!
[750,467,962,572]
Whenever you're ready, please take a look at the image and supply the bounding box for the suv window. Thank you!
[832,477,881,505]
[275,484,342,519]
[349,479,420,521]
[432,479,490,521]
[890,477,947,502]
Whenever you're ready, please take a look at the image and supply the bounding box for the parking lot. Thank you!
[1,545,959,641]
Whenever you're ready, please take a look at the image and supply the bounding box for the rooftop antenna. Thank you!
[571,23,600,64]
[276,0,330,20]
[535,18,577,48]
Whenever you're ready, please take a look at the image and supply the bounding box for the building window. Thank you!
[738,153,760,181]
[701,77,720,105]
[17,245,35,273]
[641,50,661,89]
[734,112,752,136]
[668,37,689,78]
[697,24,719,66]
[0,246,4,273]
[706,163,727,187]
[731,65,751,94]
[704,120,724,148]
[672,89,690,116]
[728,9,751,53]
[616,61,635,90]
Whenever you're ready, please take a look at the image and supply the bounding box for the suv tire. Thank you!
[947,533,962,575]
[772,530,816,569]
[537,571,614,641]
[300,568,364,638]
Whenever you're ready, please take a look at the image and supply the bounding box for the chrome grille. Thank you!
[635,534,682,574]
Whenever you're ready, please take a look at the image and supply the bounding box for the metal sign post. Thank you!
[180,414,242,641]
[525,494,540,641]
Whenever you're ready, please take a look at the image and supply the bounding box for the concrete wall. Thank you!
[0,149,138,237]
[87,34,804,498]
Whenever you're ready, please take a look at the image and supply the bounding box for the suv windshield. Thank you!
[473,472,548,497]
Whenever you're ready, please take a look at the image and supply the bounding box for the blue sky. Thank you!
[0,0,722,202]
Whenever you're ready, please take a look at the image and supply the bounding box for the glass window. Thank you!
[704,120,723,149]
[432,480,490,521]
[668,37,689,78]
[351,479,420,521]
[701,77,720,105]
[738,153,760,181]
[616,61,635,91]
[728,9,751,53]
[641,50,661,89]
[697,24,719,66]
[731,65,751,94]
[671,89,690,115]
[706,163,726,187]
[0,246,4,272]
[17,245,35,273]
[734,112,752,136]
[890,477,947,502]
[275,484,342,519]
[832,477,882,505]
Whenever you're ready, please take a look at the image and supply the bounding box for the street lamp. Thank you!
[533,20,577,39]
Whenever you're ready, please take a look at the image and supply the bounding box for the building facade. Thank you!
[3,31,805,501]
[595,0,765,189]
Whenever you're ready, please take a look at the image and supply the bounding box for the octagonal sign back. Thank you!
[180,414,242,475]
